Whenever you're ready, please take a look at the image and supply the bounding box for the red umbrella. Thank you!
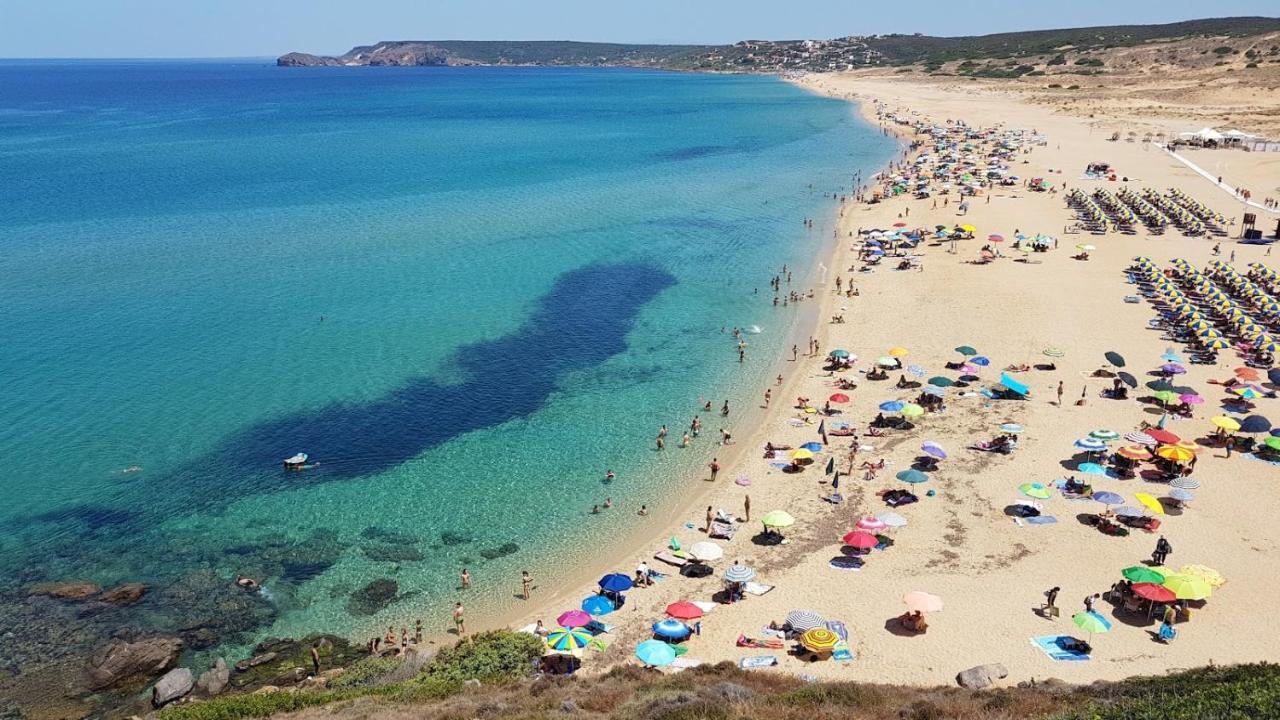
[829,393,850,403]
[893,222,908,228]
[1132,582,1176,603]
[1146,428,1180,445]
[666,601,703,620]
[842,531,879,549]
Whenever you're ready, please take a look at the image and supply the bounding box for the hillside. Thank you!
[277,17,1280,71]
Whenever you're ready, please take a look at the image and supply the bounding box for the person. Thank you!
[743,494,751,522]
[1163,603,1177,626]
[603,497,612,509]
[460,568,471,590]
[720,428,732,445]
[638,504,649,516]
[521,570,533,600]
[310,644,321,676]
[591,504,600,514]
[709,458,720,481]
[656,433,664,451]
[453,602,466,636]
[605,469,615,482]
[1225,435,1235,458]
[533,619,548,637]
[681,431,691,448]
[1057,381,1064,406]
[386,626,397,645]
[636,560,652,586]
[235,575,259,590]
[1153,536,1172,565]
[705,505,714,533]
[764,389,771,407]
[721,400,730,417]
[1043,586,1060,618]
[1084,593,1097,613]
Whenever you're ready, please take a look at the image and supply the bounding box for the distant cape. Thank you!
[277,42,481,67]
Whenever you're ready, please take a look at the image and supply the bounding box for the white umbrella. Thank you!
[689,541,724,562]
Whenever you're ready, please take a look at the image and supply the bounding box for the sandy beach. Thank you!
[493,71,1280,687]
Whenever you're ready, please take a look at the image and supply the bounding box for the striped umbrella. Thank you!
[546,628,593,651]
[723,563,755,583]
[1090,429,1121,441]
[652,618,692,640]
[1075,437,1108,452]
[785,609,825,631]
[1116,445,1151,460]
[799,628,841,653]
[1170,477,1200,490]
[921,441,947,460]
[1124,431,1157,446]
[1169,488,1195,502]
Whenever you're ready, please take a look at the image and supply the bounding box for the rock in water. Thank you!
[100,582,147,605]
[152,668,194,706]
[347,579,398,616]
[29,581,101,600]
[956,663,1008,690]
[85,636,183,690]
[196,658,230,696]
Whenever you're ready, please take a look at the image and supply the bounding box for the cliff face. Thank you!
[276,42,479,67]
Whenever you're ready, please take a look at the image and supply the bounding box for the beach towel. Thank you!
[831,642,855,662]
[824,620,849,642]
[829,557,863,571]
[654,551,687,567]
[743,582,774,596]
[739,656,778,669]
[709,521,737,540]
[1031,635,1091,662]
[1025,515,1058,525]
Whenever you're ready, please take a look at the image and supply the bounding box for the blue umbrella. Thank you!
[599,573,633,593]
[800,441,823,452]
[999,373,1030,396]
[1240,415,1272,434]
[652,618,692,641]
[907,364,928,377]
[581,595,615,616]
[1078,462,1108,475]
[970,356,991,366]
[921,441,947,460]
[897,469,929,484]
[635,639,677,667]
[1092,491,1124,506]
[879,400,905,412]
[723,563,756,583]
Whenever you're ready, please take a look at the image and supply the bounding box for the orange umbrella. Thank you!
[1174,440,1203,453]
[1235,367,1261,381]
[1116,445,1152,460]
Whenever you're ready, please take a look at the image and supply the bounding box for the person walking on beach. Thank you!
[705,505,715,533]
[743,494,751,522]
[792,345,799,361]
[453,602,466,637]
[1043,586,1060,618]
[709,458,720,481]
[1153,536,1172,565]
[460,568,471,591]
[764,389,771,407]
[1225,436,1235,458]
[1057,381,1064,407]
[521,570,533,600]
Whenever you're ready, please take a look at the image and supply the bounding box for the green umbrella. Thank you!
[1018,482,1052,499]
[761,510,795,528]
[1263,436,1280,451]
[1072,611,1112,635]
[1122,566,1166,584]
[955,345,978,356]
[900,404,925,418]
[1153,390,1179,404]
[928,376,954,387]
[896,469,929,484]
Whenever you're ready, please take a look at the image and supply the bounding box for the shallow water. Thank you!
[0,61,894,669]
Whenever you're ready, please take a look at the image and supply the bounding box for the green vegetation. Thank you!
[1047,53,1067,65]
[1214,45,1237,55]
[1054,664,1280,720]
[325,655,404,691]
[420,630,544,684]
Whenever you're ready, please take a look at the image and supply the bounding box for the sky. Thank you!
[2,0,1278,58]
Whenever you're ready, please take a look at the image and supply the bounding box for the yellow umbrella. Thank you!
[888,347,909,357]
[761,510,795,528]
[1178,564,1225,588]
[1211,416,1241,432]
[900,404,925,418]
[1162,574,1212,600]
[1135,492,1165,515]
[959,224,976,233]
[799,627,841,653]
[1155,445,1194,463]
[790,448,814,461]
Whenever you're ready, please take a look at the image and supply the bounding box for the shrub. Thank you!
[1047,83,1063,88]
[1067,85,1081,90]
[1246,62,1259,68]
[422,631,544,684]
[1048,53,1067,66]
[1075,57,1104,66]
[775,682,885,708]
[1214,46,1236,55]
[327,655,404,690]
[158,690,363,720]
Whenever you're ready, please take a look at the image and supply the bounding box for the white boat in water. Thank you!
[283,452,308,468]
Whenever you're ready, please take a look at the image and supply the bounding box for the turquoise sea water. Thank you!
[0,61,894,666]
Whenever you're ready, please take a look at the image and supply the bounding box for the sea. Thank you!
[0,60,895,680]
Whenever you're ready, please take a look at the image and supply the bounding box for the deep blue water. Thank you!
[0,61,894,657]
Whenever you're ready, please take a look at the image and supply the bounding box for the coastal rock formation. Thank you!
[230,635,364,690]
[85,636,183,690]
[361,544,424,562]
[196,658,230,696]
[956,663,1008,689]
[348,579,398,616]
[277,42,480,67]
[152,667,194,706]
[29,581,101,600]
[100,582,147,605]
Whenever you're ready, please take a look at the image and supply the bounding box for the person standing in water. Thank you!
[460,568,471,590]
[521,571,533,600]
[721,400,730,417]
[453,602,466,637]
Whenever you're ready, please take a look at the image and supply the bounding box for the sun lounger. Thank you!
[739,656,778,669]
[654,551,687,567]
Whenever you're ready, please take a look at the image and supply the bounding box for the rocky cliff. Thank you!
[277,42,480,67]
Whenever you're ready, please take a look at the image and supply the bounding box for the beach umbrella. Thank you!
[970,356,990,366]
[1146,429,1180,445]
[1155,445,1194,463]
[1234,386,1264,400]
[1153,390,1180,405]
[1076,244,1096,252]
[635,639,676,667]
[829,393,850,404]
[581,595,615,616]
[1000,423,1024,434]
[897,469,928,484]
[722,563,755,583]
[1169,488,1195,502]
[999,373,1030,396]
[1265,436,1280,452]
[829,349,851,359]
[761,510,795,529]
[666,601,703,620]
[1092,491,1124,507]
[799,628,841,653]
[959,224,977,233]
[1117,372,1138,388]
[1135,492,1165,515]
[842,530,879,549]
[1178,564,1225,588]
[955,345,978,356]
[652,618,692,641]
[1116,445,1151,460]
[927,376,954,387]
[800,441,823,452]
[856,516,887,531]
[785,609,825,631]
[1170,477,1200,490]
[1114,506,1145,518]
[1235,367,1261,381]
[1122,566,1167,584]
[689,541,724,562]
[879,400,905,412]
[1090,429,1120,441]
[791,448,814,462]
[1162,574,1212,601]
[902,591,944,613]
[1179,393,1204,405]
[1072,611,1112,635]
[1132,583,1176,603]
[1211,416,1241,432]
[876,356,899,367]
[921,386,945,398]
[889,347,909,357]
[876,511,908,528]
[599,573,634,593]
[907,364,928,377]
[1078,462,1108,475]
[1019,482,1052,499]
[557,610,592,628]
[901,403,925,418]
[1104,351,1126,367]
[1075,437,1108,452]
[1240,415,1272,434]
[546,628,593,651]
[921,441,947,459]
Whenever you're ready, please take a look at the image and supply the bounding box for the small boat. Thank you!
[283,453,308,469]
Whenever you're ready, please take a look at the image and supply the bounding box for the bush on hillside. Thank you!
[422,631,545,684]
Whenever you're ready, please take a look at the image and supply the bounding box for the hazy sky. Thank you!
[3,0,1277,58]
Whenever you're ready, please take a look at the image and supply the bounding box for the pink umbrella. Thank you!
[557,610,592,628]
[989,234,1004,242]
[1179,394,1204,405]
[856,516,887,531]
